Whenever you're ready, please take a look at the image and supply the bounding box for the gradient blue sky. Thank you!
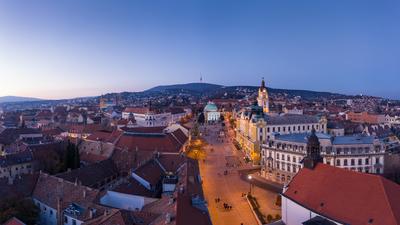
[1,0,399,99]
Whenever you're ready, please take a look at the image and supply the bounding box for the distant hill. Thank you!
[0,96,43,103]
[143,82,348,100]
[145,83,222,93]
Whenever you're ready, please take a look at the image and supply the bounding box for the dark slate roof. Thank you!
[302,216,337,225]
[264,114,319,125]
[0,128,42,145]
[56,159,119,188]
[0,173,39,202]
[275,133,331,144]
[332,136,375,145]
[0,150,34,167]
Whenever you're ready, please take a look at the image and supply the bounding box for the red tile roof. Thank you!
[123,107,150,114]
[115,133,183,153]
[86,209,158,225]
[111,149,154,175]
[121,126,166,134]
[3,217,26,225]
[156,154,186,173]
[86,130,123,143]
[284,163,400,225]
[32,173,100,211]
[133,160,164,188]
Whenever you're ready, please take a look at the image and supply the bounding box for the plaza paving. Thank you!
[199,123,281,225]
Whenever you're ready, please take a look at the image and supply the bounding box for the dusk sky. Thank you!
[0,0,399,99]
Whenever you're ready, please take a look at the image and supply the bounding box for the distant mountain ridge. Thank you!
[146,83,222,93]
[0,96,43,103]
[143,82,349,99]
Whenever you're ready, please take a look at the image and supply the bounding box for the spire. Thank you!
[261,77,266,89]
[303,128,323,169]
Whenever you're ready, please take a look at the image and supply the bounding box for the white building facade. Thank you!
[261,133,386,184]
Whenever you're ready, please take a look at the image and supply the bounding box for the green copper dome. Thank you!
[204,102,218,112]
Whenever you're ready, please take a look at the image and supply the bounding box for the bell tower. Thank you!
[257,78,269,113]
[303,129,323,169]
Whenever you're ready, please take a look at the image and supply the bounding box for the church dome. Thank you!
[204,102,218,112]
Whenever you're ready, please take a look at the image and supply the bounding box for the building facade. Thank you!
[203,102,220,123]
[261,132,386,184]
[235,103,327,164]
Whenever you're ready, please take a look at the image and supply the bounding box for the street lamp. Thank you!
[248,175,253,196]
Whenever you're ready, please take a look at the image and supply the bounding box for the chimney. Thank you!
[57,198,63,225]
[89,208,96,219]
[7,175,14,185]
[165,213,171,224]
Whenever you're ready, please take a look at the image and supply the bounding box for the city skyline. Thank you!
[1,0,400,99]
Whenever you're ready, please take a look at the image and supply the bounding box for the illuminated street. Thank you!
[199,123,281,225]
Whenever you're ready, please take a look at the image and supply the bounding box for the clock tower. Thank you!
[257,78,269,113]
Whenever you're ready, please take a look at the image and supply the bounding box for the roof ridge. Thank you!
[378,176,399,224]
[169,131,183,146]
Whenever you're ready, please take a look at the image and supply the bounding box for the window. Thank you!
[288,126,291,132]
[287,165,290,172]
[375,157,380,164]
[277,153,280,160]
[351,159,355,166]
[287,155,290,161]
[344,159,348,166]
[50,210,53,216]
[273,127,275,132]
[283,127,286,132]
[358,159,362,165]
[336,159,341,166]
[267,127,270,133]
[303,126,305,131]
[72,219,77,225]
[292,157,296,163]
[276,163,280,169]
[278,127,281,132]
[293,165,296,173]
[307,125,310,130]
[365,158,369,164]
[298,126,301,131]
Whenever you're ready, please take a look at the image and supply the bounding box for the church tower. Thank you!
[257,78,269,113]
[303,129,323,169]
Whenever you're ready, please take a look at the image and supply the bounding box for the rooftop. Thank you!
[283,164,400,225]
[264,114,319,125]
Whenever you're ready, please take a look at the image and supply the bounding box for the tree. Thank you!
[198,113,205,124]
[64,140,80,170]
[0,198,39,225]
[73,143,80,169]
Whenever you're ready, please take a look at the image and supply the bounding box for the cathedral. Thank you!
[257,78,269,113]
